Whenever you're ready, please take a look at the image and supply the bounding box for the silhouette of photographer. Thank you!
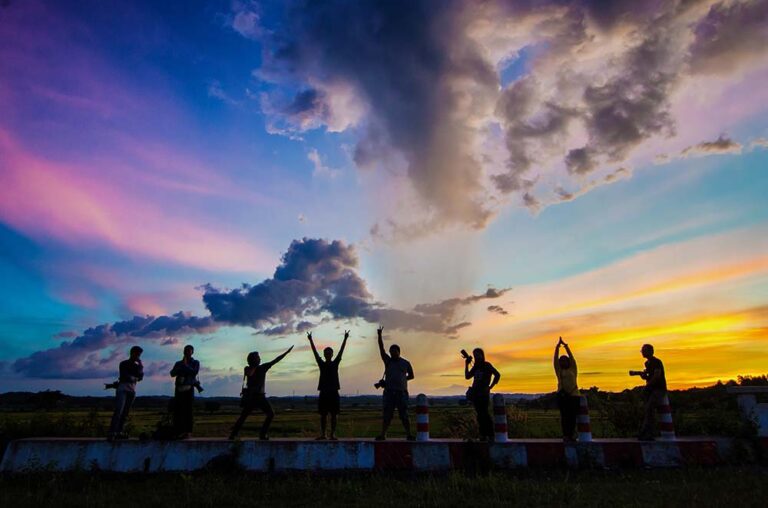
[463,347,500,441]
[170,344,200,439]
[106,345,143,441]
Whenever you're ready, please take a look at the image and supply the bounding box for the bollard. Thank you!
[416,393,429,441]
[577,395,593,442]
[657,394,676,440]
[492,393,509,443]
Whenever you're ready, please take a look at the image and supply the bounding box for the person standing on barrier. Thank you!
[308,330,349,440]
[107,345,144,441]
[375,325,415,441]
[170,344,200,439]
[553,337,580,442]
[463,347,501,441]
[229,345,294,441]
[631,343,667,441]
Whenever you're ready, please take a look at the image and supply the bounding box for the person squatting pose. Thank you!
[553,337,580,442]
[463,347,501,441]
[107,345,144,441]
[229,345,294,440]
[308,330,349,440]
[376,326,415,441]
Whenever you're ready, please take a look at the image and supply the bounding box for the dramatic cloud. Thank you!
[688,0,768,74]
[13,312,216,379]
[681,135,743,157]
[203,238,510,337]
[242,0,768,235]
[13,238,509,378]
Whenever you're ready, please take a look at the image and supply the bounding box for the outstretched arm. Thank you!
[553,339,562,374]
[489,364,501,390]
[266,345,294,369]
[377,326,389,364]
[307,332,322,366]
[335,330,349,362]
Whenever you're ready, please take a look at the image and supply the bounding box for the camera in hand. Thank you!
[460,349,471,361]
[104,381,119,390]
[628,370,643,376]
[374,379,387,390]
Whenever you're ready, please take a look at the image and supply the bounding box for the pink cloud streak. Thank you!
[0,129,273,273]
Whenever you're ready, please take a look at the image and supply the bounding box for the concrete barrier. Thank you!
[0,437,730,473]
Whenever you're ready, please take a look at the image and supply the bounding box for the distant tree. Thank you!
[738,375,768,386]
[204,401,221,414]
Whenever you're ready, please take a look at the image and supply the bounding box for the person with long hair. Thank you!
[464,347,500,441]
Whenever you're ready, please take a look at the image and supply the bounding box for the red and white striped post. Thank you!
[577,395,592,442]
[416,393,429,441]
[657,394,675,440]
[492,393,508,443]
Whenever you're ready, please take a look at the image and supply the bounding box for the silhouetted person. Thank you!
[464,347,500,441]
[375,326,414,441]
[308,330,349,440]
[632,343,667,441]
[553,337,580,442]
[107,345,143,441]
[229,346,294,440]
[170,344,199,439]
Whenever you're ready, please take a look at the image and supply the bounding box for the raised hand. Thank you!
[307,331,313,342]
[344,330,350,340]
[377,325,384,338]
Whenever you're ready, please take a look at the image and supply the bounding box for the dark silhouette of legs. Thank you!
[558,393,579,440]
[229,404,253,439]
[639,389,664,439]
[379,389,397,439]
[173,389,194,437]
[257,395,274,439]
[395,390,412,438]
[319,412,328,439]
[108,390,135,438]
[330,413,338,439]
[473,392,493,440]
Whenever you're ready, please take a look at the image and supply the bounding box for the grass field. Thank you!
[1,467,766,507]
[0,397,745,440]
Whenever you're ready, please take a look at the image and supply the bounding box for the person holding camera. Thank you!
[463,348,500,441]
[553,337,579,442]
[308,330,349,440]
[106,345,144,441]
[375,326,415,441]
[631,344,667,441]
[229,345,294,441]
[170,344,200,439]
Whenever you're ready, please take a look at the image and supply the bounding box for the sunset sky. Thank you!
[1,0,767,396]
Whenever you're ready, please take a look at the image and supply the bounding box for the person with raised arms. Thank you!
[229,345,294,441]
[375,325,415,441]
[308,330,349,440]
[553,337,580,442]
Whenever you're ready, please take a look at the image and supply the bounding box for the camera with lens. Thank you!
[374,379,387,390]
[104,381,119,390]
[628,370,644,377]
[460,349,472,361]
